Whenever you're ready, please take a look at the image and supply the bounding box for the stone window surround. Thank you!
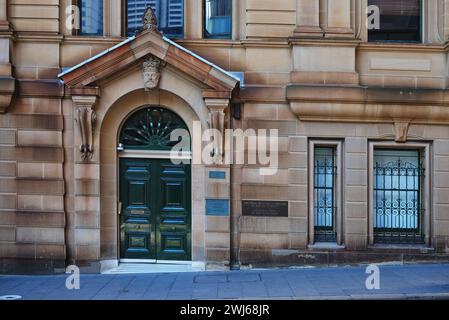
[368,141,432,247]
[308,140,343,246]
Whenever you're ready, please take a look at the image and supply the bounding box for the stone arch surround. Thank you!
[98,87,207,270]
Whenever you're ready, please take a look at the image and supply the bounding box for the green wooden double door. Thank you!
[119,158,191,261]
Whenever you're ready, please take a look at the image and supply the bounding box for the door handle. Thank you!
[118,202,122,215]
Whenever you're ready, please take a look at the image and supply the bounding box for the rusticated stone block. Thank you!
[206,247,230,262]
[16,227,64,244]
[240,233,289,250]
[240,216,290,234]
[0,161,16,177]
[76,245,100,261]
[35,244,65,260]
[344,234,368,251]
[288,201,307,218]
[75,180,100,196]
[0,114,63,130]
[17,179,64,195]
[75,229,100,246]
[17,130,62,147]
[74,163,100,179]
[0,129,16,144]
[15,211,65,228]
[205,232,229,249]
[0,194,16,210]
[0,146,63,162]
[289,232,308,249]
[206,216,230,233]
[0,258,66,274]
[345,218,368,235]
[18,195,63,211]
[74,196,100,212]
[75,211,100,228]
[0,227,15,241]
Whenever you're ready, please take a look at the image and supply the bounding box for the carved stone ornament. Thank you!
[205,99,229,163]
[142,6,159,33]
[395,121,410,143]
[142,55,164,91]
[209,109,226,159]
[73,96,97,161]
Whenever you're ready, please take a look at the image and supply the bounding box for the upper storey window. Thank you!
[368,0,421,42]
[127,0,184,38]
[204,0,232,39]
[80,0,104,35]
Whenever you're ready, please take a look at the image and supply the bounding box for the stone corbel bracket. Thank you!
[395,121,410,143]
[205,98,229,163]
[72,95,97,161]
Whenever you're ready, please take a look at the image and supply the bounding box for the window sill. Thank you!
[63,35,125,43]
[308,243,346,251]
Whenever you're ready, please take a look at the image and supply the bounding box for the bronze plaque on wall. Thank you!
[242,201,288,217]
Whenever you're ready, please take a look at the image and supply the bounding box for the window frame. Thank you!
[308,140,343,246]
[368,141,431,246]
[78,0,105,36]
[367,0,423,43]
[202,0,233,39]
[123,0,186,38]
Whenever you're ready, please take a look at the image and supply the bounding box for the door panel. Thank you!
[120,159,155,260]
[120,158,191,261]
[157,161,191,261]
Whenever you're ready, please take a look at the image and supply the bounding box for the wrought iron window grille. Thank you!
[314,148,337,243]
[373,151,425,244]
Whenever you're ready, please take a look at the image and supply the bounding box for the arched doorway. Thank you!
[117,106,192,263]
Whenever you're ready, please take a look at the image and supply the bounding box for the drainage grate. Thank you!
[0,295,22,300]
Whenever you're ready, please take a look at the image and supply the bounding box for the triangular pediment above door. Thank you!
[58,29,239,99]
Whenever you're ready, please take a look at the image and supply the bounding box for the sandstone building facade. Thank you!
[1,0,449,274]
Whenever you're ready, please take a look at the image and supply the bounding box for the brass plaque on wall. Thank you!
[242,201,288,217]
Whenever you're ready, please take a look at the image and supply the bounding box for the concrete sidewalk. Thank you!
[1,263,449,300]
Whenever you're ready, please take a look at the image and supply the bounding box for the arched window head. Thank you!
[119,107,190,151]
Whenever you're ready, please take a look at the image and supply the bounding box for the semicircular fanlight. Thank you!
[119,107,190,151]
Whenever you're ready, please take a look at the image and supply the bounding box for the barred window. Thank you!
[313,147,337,242]
[374,149,424,244]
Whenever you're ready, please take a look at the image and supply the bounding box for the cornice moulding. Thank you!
[14,33,63,43]
[287,85,449,124]
[287,85,449,106]
[358,42,448,53]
